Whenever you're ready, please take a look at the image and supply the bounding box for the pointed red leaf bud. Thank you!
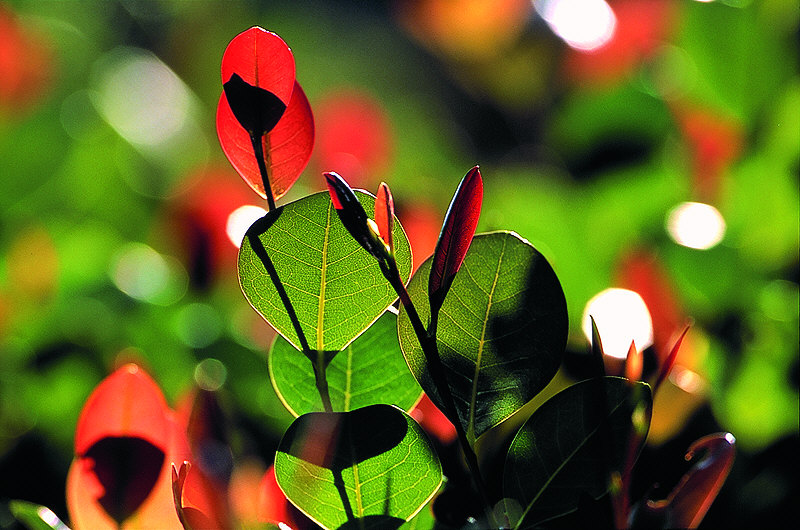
[654,325,690,393]
[428,166,482,315]
[625,340,643,384]
[375,182,394,254]
[324,172,386,260]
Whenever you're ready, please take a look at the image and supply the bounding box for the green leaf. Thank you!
[238,191,412,355]
[397,231,567,444]
[275,404,442,530]
[9,501,70,530]
[269,310,423,416]
[503,377,652,529]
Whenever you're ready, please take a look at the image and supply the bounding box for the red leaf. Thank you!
[220,27,295,106]
[625,340,642,383]
[217,80,314,201]
[653,324,690,394]
[644,433,736,529]
[428,166,483,313]
[375,182,394,253]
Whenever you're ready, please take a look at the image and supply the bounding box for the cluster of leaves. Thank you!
[9,26,737,530]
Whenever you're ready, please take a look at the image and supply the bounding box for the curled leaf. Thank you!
[639,433,736,529]
[428,166,483,315]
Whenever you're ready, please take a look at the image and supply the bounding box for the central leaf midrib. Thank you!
[317,202,332,349]
[468,236,507,442]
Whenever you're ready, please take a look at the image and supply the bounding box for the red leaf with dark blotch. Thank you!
[375,182,394,253]
[324,172,384,259]
[428,166,482,314]
[217,80,314,200]
[220,27,295,106]
[223,73,287,136]
[643,433,736,529]
[74,364,171,456]
[83,436,165,525]
[653,324,690,394]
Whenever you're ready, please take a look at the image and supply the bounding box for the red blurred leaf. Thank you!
[653,325,690,394]
[375,182,394,253]
[625,340,642,383]
[68,364,181,529]
[409,393,457,445]
[216,27,314,202]
[643,433,736,529]
[258,466,315,529]
[428,166,483,314]
[0,4,54,113]
[172,461,232,530]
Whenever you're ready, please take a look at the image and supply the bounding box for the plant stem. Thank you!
[385,263,497,527]
[250,133,277,211]
[313,351,334,413]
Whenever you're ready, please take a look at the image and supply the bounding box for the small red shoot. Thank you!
[428,166,483,315]
[643,433,736,529]
[324,172,385,260]
[625,340,643,384]
[375,182,394,254]
[653,324,690,394]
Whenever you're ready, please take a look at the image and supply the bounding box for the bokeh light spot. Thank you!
[194,358,227,391]
[110,243,187,305]
[666,201,726,250]
[535,0,616,51]
[174,303,222,348]
[582,288,654,359]
[226,205,267,248]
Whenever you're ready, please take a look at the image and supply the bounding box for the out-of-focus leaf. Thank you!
[504,377,652,529]
[274,405,442,529]
[9,501,70,530]
[238,192,411,355]
[635,433,736,529]
[398,231,567,445]
[269,311,422,416]
[428,166,483,315]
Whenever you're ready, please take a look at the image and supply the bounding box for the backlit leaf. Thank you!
[504,377,652,529]
[398,231,567,444]
[238,191,412,355]
[429,166,483,315]
[269,311,422,416]
[274,405,442,529]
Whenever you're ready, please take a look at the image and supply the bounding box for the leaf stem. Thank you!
[250,133,277,211]
[313,351,334,413]
[384,261,497,527]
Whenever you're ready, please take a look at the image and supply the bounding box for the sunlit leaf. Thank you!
[504,377,652,529]
[398,231,567,444]
[217,27,313,200]
[375,182,394,253]
[9,501,69,530]
[637,433,736,529]
[269,311,422,415]
[238,191,412,355]
[274,405,442,529]
[428,166,483,315]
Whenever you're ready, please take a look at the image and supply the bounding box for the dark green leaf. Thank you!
[504,377,652,529]
[398,231,567,444]
[269,311,422,415]
[238,191,412,355]
[275,405,442,529]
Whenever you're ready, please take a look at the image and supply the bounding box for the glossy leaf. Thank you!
[638,433,736,529]
[238,191,412,354]
[398,231,567,444]
[217,81,313,200]
[274,404,442,529]
[269,311,422,415]
[504,377,652,529]
[428,166,483,315]
[9,501,69,530]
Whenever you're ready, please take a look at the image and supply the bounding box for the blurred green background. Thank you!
[0,0,797,528]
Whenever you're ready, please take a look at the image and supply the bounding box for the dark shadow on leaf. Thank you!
[336,515,405,530]
[82,436,164,525]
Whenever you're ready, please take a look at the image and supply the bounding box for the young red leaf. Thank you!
[428,166,483,315]
[324,171,385,259]
[653,325,690,394]
[642,433,736,529]
[375,182,394,253]
[625,340,643,383]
